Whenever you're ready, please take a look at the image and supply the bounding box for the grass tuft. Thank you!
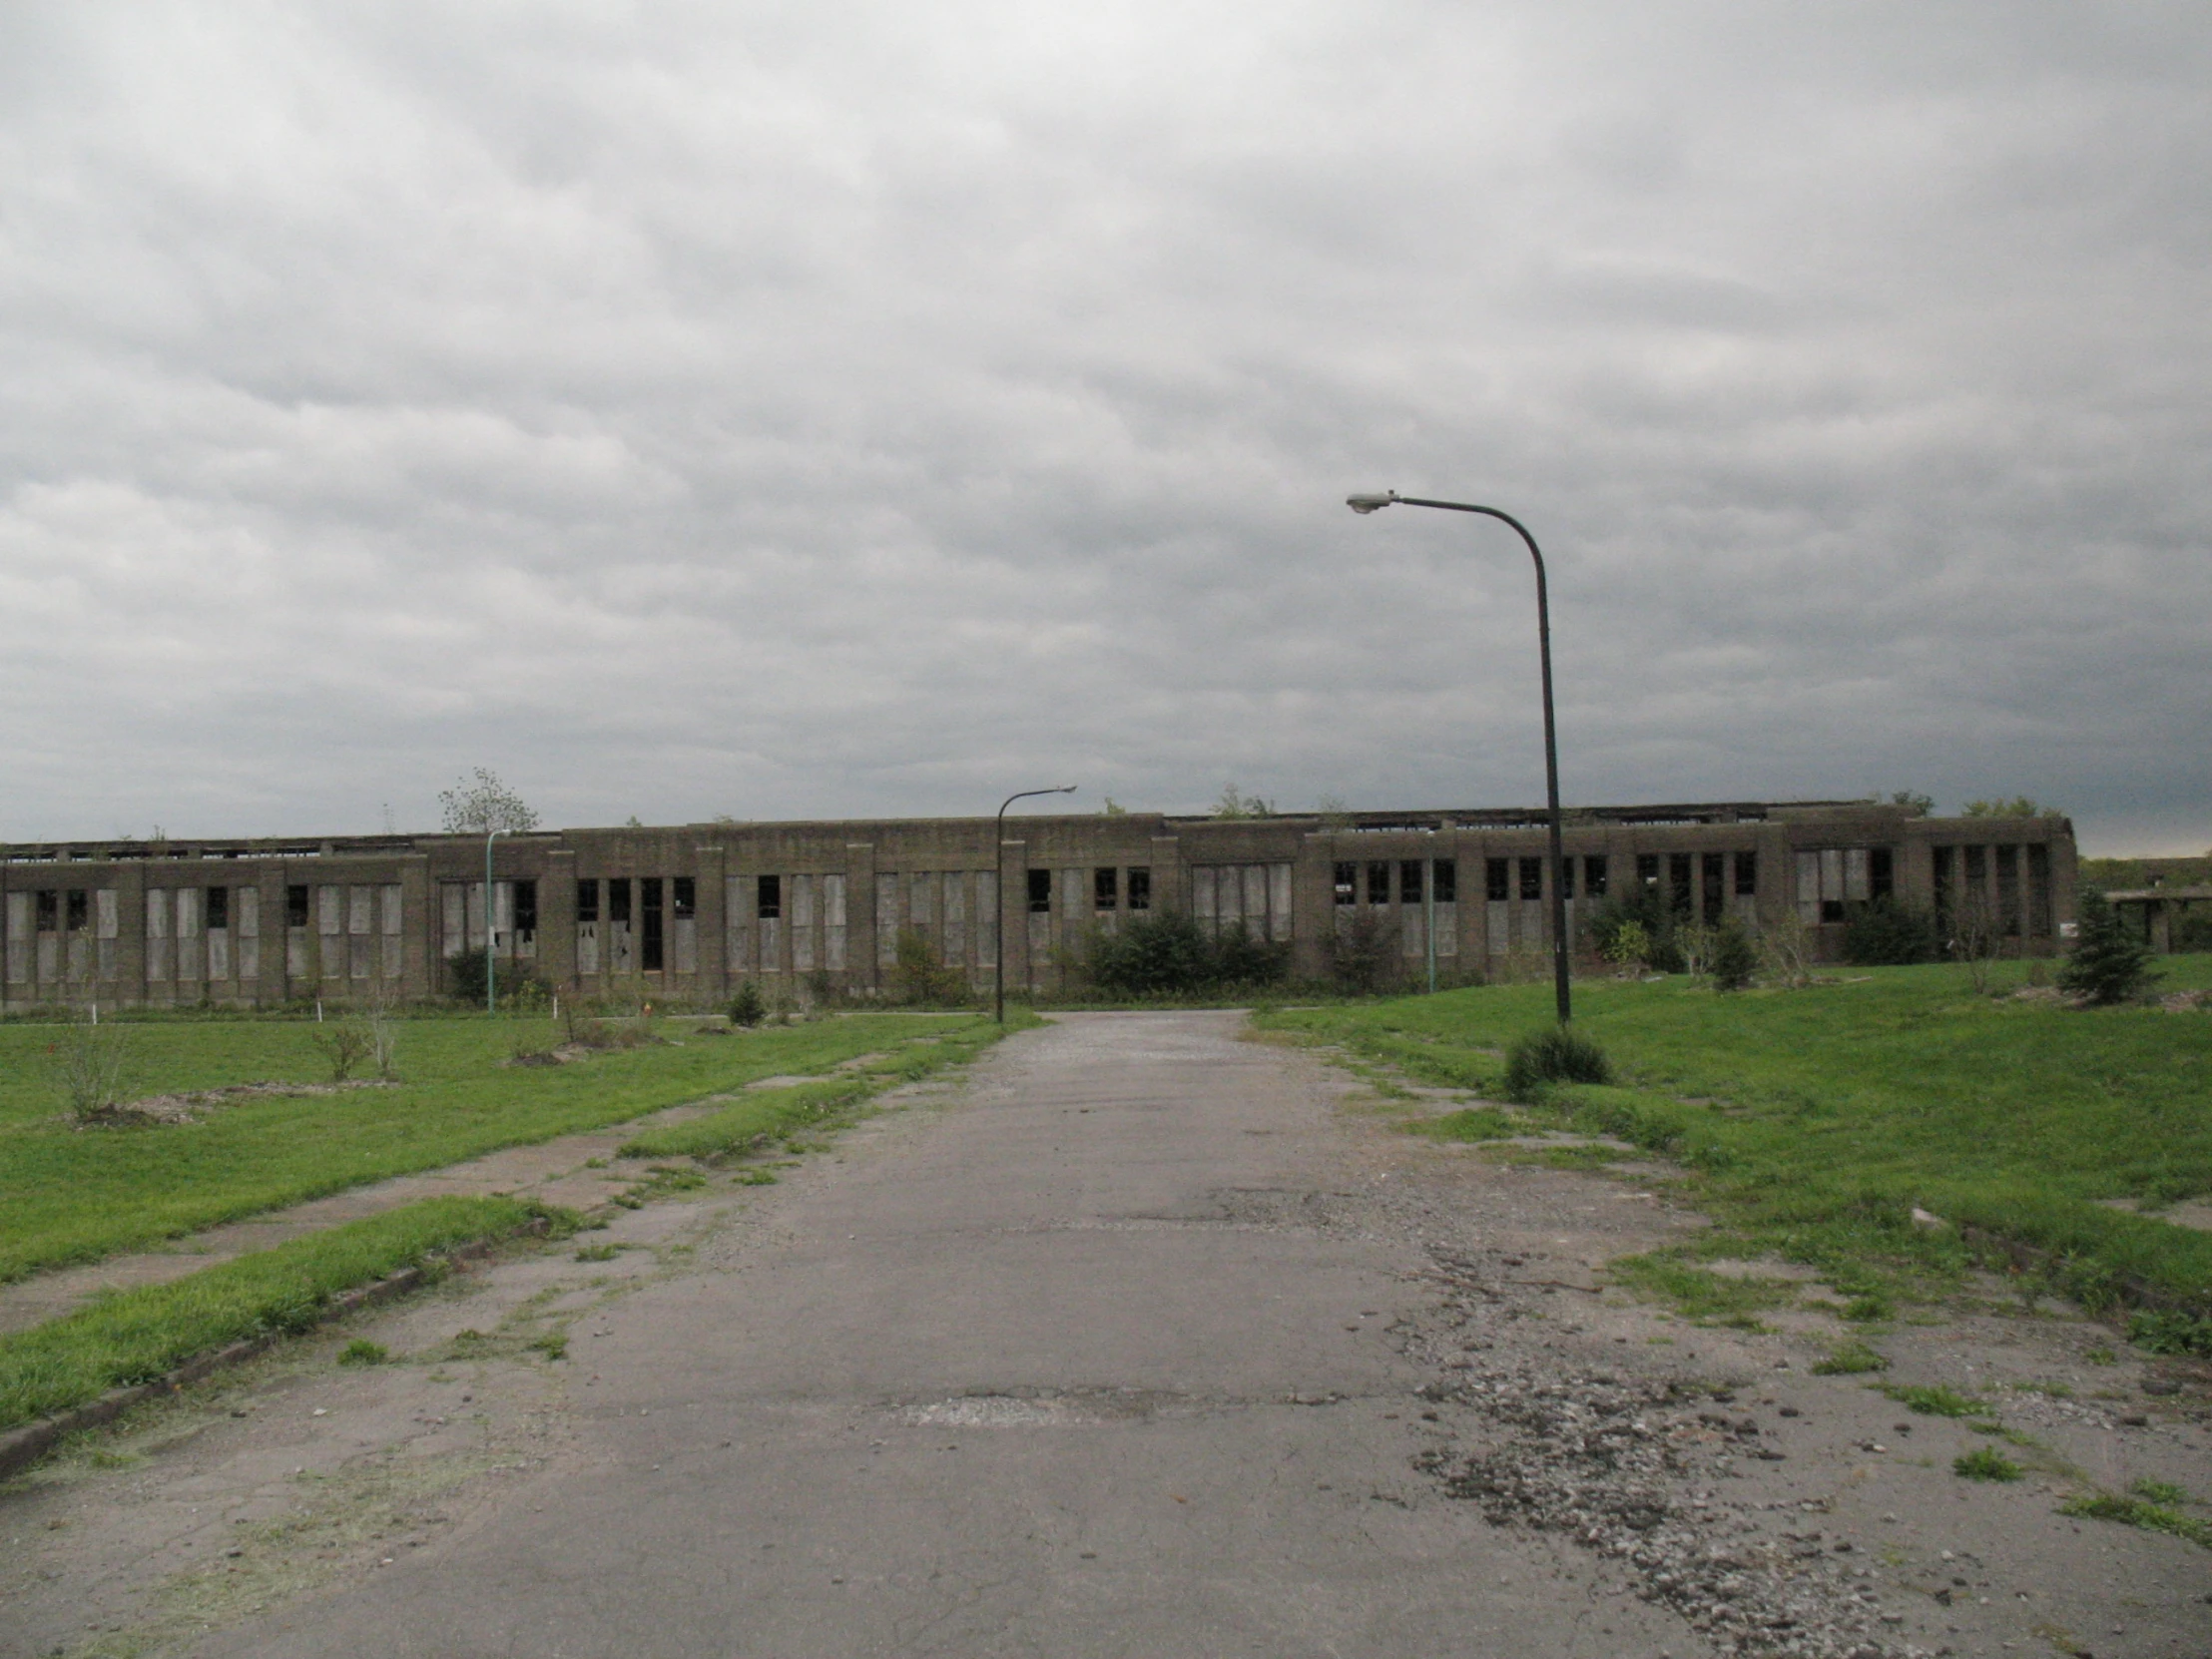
[2058,1491,2212,1548]
[1880,1382,1986,1417]
[1811,1343,1891,1376]
[1953,1447,2024,1481]
[335,1339,388,1367]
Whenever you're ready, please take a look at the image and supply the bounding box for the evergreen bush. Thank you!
[728,980,766,1027]
[2059,888,2158,1006]
[1842,900,1940,965]
[1708,917,1758,991]
[1087,911,1289,996]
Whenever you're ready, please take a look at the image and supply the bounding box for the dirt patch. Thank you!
[75,1080,395,1127]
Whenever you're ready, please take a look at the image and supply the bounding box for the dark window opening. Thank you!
[2027,843,2052,935]
[1094,867,1118,910]
[1433,859,1456,903]
[1333,861,1358,905]
[1399,860,1423,905]
[576,878,600,922]
[672,877,695,919]
[1963,844,1986,883]
[1027,868,1053,912]
[203,887,227,931]
[1869,848,1894,905]
[755,874,779,920]
[286,884,310,927]
[1560,857,1575,900]
[1822,897,1846,924]
[67,888,91,931]
[1519,857,1543,901]
[1995,845,2020,935]
[35,890,57,931]
[610,877,634,924]
[513,879,538,936]
[1367,861,1390,905]
[1932,846,1952,920]
[1669,852,1694,916]
[1127,867,1151,910]
[641,877,665,970]
[1486,858,1510,902]
[1585,854,1609,898]
[1734,851,1757,897]
[1702,852,1725,924]
[1636,852,1660,891]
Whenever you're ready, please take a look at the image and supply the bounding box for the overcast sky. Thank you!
[2,4,2206,853]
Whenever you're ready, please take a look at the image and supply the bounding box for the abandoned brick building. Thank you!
[0,800,2077,1009]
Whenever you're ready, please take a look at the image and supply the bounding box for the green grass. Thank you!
[1607,1257,1800,1327]
[0,1195,544,1430]
[1811,1342,1891,1376]
[618,1014,1026,1161]
[2058,1491,2212,1549]
[0,1013,986,1283]
[1953,1447,2024,1481]
[1881,1382,1987,1417]
[1258,957,2212,1316]
[1416,1107,1527,1141]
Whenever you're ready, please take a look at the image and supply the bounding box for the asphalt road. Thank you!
[197,1010,1663,1659]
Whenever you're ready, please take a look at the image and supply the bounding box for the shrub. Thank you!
[728,980,767,1028]
[1843,900,1940,965]
[52,1016,133,1123]
[446,948,489,1004]
[1585,891,1685,973]
[1502,1026,1613,1103]
[1089,911,1289,996]
[1320,909,1392,995]
[1708,918,1757,991]
[2174,910,2212,952]
[2060,888,2158,1006]
[891,929,970,1006]
[310,1016,374,1082]
[2127,1308,2212,1357]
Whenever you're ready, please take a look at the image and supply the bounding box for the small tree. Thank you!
[1758,909,1816,989]
[728,980,767,1027]
[439,768,540,835]
[311,1015,374,1082]
[1210,783,1275,821]
[54,1015,133,1123]
[1948,893,2003,993]
[2058,888,2157,1006]
[1708,917,1757,991]
[891,929,969,1006]
[1600,918,1651,977]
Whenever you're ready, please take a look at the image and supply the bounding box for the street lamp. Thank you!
[1346,489,1573,1024]
[995,785,1077,1023]
[484,830,506,1015]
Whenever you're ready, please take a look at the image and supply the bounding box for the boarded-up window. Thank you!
[1796,847,1870,924]
[237,885,260,981]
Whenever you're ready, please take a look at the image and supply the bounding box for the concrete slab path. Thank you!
[187,1009,1670,1658]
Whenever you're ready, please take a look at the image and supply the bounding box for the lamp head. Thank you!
[1346,490,1399,514]
[1056,785,1078,794]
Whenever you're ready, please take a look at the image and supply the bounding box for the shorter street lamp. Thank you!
[995,786,1077,1023]
[484,830,506,1015]
[1346,489,1573,1025]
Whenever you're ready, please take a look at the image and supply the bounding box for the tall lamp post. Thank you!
[1346,490,1573,1025]
[484,829,505,1015]
[994,785,1077,1023]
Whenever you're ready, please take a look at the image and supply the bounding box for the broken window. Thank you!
[205,886,228,931]
[285,884,310,927]
[641,877,665,970]
[1584,854,1608,898]
[1127,867,1151,910]
[1094,867,1118,910]
[513,879,538,939]
[672,877,695,919]
[577,878,600,922]
[1995,845,2020,936]
[1432,859,1456,904]
[1734,851,1757,897]
[1669,853,1694,916]
[1399,860,1422,905]
[1702,852,1725,924]
[1519,857,1543,901]
[1366,862,1389,905]
[1485,858,1509,902]
[1560,857,1574,900]
[1796,847,1871,925]
[1636,852,1660,892]
[66,888,89,931]
[756,874,780,920]
[610,877,633,925]
[1932,846,1953,921]
[1027,868,1052,913]
[35,890,57,931]
[1869,848,1894,905]
[1333,861,1357,905]
[2027,844,2051,935]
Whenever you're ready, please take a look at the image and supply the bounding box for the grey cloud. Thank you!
[0,1,2206,852]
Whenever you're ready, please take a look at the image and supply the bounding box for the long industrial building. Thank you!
[0,800,2076,1009]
